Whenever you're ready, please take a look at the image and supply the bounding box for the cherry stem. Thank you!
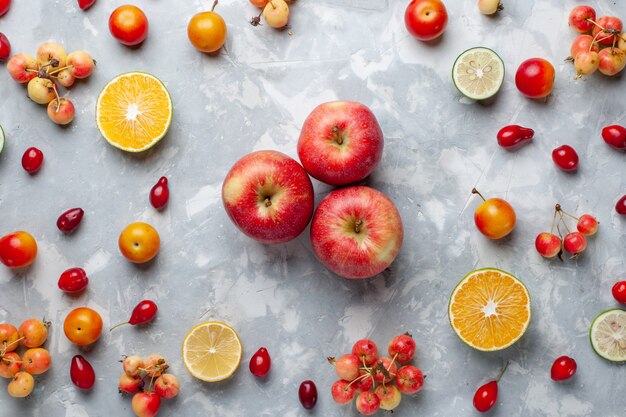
[589,31,603,51]
[471,188,486,202]
[110,322,130,331]
[556,204,579,222]
[585,18,605,31]
[346,373,369,388]
[495,360,510,383]
[549,207,558,234]
[211,0,218,12]
[1,337,25,356]
[558,211,571,233]
[46,64,73,76]
[53,86,61,112]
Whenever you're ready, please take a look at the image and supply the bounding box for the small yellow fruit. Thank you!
[263,0,289,29]
[478,0,501,15]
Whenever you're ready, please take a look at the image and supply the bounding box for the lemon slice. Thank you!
[452,47,505,100]
[96,72,172,152]
[449,268,531,351]
[0,125,4,155]
[590,309,626,362]
[182,321,242,382]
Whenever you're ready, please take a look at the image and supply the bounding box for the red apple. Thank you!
[310,186,403,279]
[297,101,383,186]
[222,150,314,244]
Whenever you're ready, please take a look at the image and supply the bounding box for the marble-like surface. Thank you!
[1,0,625,416]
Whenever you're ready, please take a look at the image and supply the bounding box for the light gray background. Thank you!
[0,0,625,416]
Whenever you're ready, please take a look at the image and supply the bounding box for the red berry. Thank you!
[550,356,576,381]
[352,338,378,366]
[298,380,317,409]
[496,125,534,150]
[602,125,626,151]
[56,208,84,234]
[0,0,10,17]
[0,32,10,61]
[576,214,599,236]
[612,281,626,304]
[616,195,626,216]
[150,177,169,210]
[78,0,96,10]
[473,380,498,412]
[58,267,89,294]
[249,347,271,378]
[563,232,587,255]
[111,300,158,330]
[70,355,95,390]
[552,145,579,172]
[21,147,44,174]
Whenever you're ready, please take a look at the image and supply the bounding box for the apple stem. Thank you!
[211,0,218,12]
[264,197,272,207]
[354,219,363,233]
[497,1,503,11]
[495,360,510,383]
[1,337,25,356]
[471,188,486,202]
[332,126,343,145]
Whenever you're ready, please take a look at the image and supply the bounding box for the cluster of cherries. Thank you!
[567,5,625,78]
[249,0,293,30]
[6,42,95,125]
[118,354,180,417]
[535,204,598,260]
[328,334,424,415]
[0,319,51,398]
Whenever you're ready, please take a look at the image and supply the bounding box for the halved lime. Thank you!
[0,124,4,155]
[590,309,626,362]
[452,47,505,100]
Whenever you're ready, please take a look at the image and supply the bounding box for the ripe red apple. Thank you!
[310,186,403,279]
[297,101,383,186]
[222,150,314,244]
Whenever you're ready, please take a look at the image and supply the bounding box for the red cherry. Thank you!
[497,125,534,150]
[0,0,10,17]
[249,347,271,377]
[0,32,10,61]
[550,356,576,381]
[552,145,579,172]
[616,195,626,216]
[602,125,626,151]
[70,355,95,390]
[563,232,587,255]
[111,300,158,330]
[298,380,318,409]
[21,147,44,174]
[78,0,96,10]
[612,281,626,304]
[57,208,84,233]
[150,177,169,210]
[58,267,89,294]
[473,380,498,412]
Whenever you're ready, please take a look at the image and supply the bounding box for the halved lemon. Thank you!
[182,321,242,382]
[96,72,172,152]
[448,268,531,351]
[0,124,4,155]
[452,47,505,100]
[590,309,626,362]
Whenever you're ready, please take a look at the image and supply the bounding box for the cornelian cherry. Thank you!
[552,145,579,172]
[58,267,88,293]
[110,300,158,331]
[57,208,84,233]
[473,362,508,413]
[612,281,626,304]
[22,147,44,174]
[70,355,95,390]
[150,177,169,210]
[550,356,576,381]
[602,125,626,151]
[617,195,626,216]
[249,347,271,377]
[298,380,318,409]
[497,125,534,150]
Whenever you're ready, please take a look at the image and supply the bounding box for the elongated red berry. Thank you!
[71,355,95,390]
[150,177,169,210]
[57,208,84,233]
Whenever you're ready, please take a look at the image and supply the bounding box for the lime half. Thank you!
[452,47,504,100]
[590,309,626,362]
[0,125,4,155]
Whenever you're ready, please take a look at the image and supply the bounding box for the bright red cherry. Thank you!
[70,355,95,390]
[0,0,10,16]
[473,362,508,413]
[249,347,271,377]
[552,145,579,172]
[497,125,534,150]
[78,0,96,10]
[563,232,587,255]
[551,356,577,381]
[0,32,10,61]
[612,281,626,304]
[298,380,318,409]
[58,267,89,294]
[57,208,84,233]
[110,300,158,330]
[616,195,626,216]
[150,177,169,210]
[21,147,44,174]
[602,125,626,151]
